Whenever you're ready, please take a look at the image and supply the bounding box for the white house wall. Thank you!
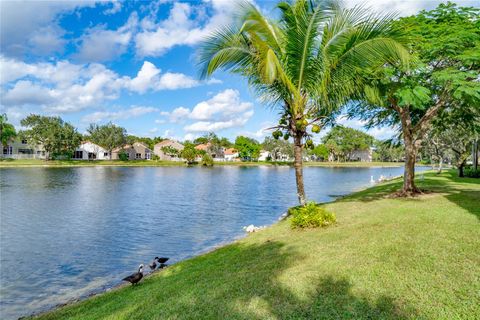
[74,142,109,160]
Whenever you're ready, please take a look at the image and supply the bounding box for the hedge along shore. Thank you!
[30,170,479,320]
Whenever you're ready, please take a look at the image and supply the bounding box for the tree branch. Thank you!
[413,95,447,138]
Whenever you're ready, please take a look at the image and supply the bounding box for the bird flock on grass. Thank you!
[122,257,169,285]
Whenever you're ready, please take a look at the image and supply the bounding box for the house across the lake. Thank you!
[224,148,239,161]
[72,141,110,160]
[195,143,225,160]
[153,139,184,161]
[1,137,46,159]
[112,142,152,160]
[328,147,373,162]
[258,150,270,161]
[348,148,373,162]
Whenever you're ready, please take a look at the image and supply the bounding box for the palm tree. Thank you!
[198,0,409,205]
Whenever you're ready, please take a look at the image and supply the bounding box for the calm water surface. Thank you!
[0,165,429,319]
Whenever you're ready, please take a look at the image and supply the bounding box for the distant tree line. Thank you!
[2,113,409,164]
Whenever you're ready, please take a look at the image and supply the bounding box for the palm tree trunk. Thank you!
[293,132,306,206]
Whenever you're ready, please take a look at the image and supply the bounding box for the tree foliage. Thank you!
[235,136,261,160]
[126,135,163,150]
[307,144,329,161]
[201,154,214,166]
[20,114,81,160]
[180,145,198,164]
[262,137,293,160]
[322,126,374,161]
[161,146,179,156]
[87,123,127,158]
[347,2,480,193]
[427,105,480,176]
[0,113,16,147]
[194,132,231,156]
[373,140,404,162]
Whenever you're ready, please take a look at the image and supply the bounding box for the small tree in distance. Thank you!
[181,145,198,165]
[235,136,260,161]
[0,114,16,148]
[87,123,127,160]
[20,114,82,160]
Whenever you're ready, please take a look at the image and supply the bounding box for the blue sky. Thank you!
[1,0,478,142]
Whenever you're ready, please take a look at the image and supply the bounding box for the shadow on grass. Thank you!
[443,170,480,185]
[42,241,418,320]
[444,190,480,220]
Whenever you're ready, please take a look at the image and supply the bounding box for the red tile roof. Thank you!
[224,148,238,155]
[195,143,210,151]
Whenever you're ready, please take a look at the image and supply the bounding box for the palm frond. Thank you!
[197,25,253,79]
[197,0,411,125]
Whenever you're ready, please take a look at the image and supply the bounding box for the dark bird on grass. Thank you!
[157,257,169,264]
[149,257,160,271]
[122,264,144,285]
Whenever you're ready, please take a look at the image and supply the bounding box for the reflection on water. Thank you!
[0,165,428,319]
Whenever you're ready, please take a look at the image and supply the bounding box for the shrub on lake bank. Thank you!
[201,154,214,166]
[289,202,336,229]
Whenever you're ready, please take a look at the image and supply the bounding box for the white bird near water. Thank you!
[243,224,265,233]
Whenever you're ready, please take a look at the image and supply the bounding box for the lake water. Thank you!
[0,165,430,319]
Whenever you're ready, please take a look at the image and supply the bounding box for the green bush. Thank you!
[289,202,336,229]
[464,167,480,178]
[201,154,214,166]
[118,151,129,161]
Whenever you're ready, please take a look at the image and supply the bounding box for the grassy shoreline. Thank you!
[0,159,405,168]
[30,171,479,319]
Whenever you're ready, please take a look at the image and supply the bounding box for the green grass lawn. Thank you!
[32,171,480,319]
[0,158,404,168]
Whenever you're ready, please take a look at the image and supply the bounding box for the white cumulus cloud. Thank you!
[123,61,212,93]
[159,89,255,133]
[82,106,158,123]
[0,56,216,114]
[189,89,253,121]
[135,0,242,57]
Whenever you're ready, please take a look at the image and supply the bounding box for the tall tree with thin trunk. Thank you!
[348,3,480,195]
[198,0,409,205]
